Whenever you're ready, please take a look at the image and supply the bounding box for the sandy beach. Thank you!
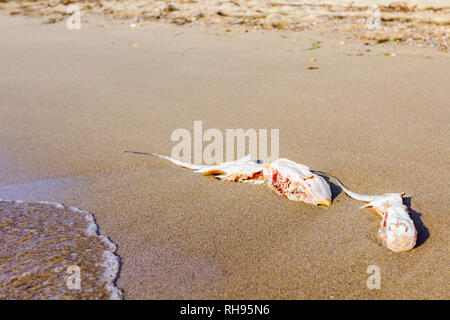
[0,6,449,299]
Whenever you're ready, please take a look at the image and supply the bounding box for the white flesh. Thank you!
[124,151,331,205]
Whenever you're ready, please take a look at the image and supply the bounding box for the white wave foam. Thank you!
[0,198,123,300]
[69,206,98,236]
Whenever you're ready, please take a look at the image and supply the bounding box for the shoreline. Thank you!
[0,12,448,299]
[0,199,123,299]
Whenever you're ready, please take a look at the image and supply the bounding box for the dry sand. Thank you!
[0,12,449,299]
[2,0,449,50]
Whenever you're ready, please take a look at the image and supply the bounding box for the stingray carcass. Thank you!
[123,151,332,206]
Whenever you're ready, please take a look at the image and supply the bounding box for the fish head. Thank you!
[364,194,417,252]
[380,221,417,253]
[379,206,417,253]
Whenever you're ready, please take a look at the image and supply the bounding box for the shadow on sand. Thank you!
[404,197,429,248]
[318,175,342,202]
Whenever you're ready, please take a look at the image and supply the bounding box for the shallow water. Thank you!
[0,200,122,300]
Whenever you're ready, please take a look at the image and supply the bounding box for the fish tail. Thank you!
[122,151,210,170]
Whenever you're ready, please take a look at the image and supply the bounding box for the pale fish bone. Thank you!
[315,171,417,253]
[123,151,332,207]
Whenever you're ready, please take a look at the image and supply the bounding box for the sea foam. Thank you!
[0,199,123,300]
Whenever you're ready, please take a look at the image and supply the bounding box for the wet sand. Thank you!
[0,200,121,300]
[0,13,449,299]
